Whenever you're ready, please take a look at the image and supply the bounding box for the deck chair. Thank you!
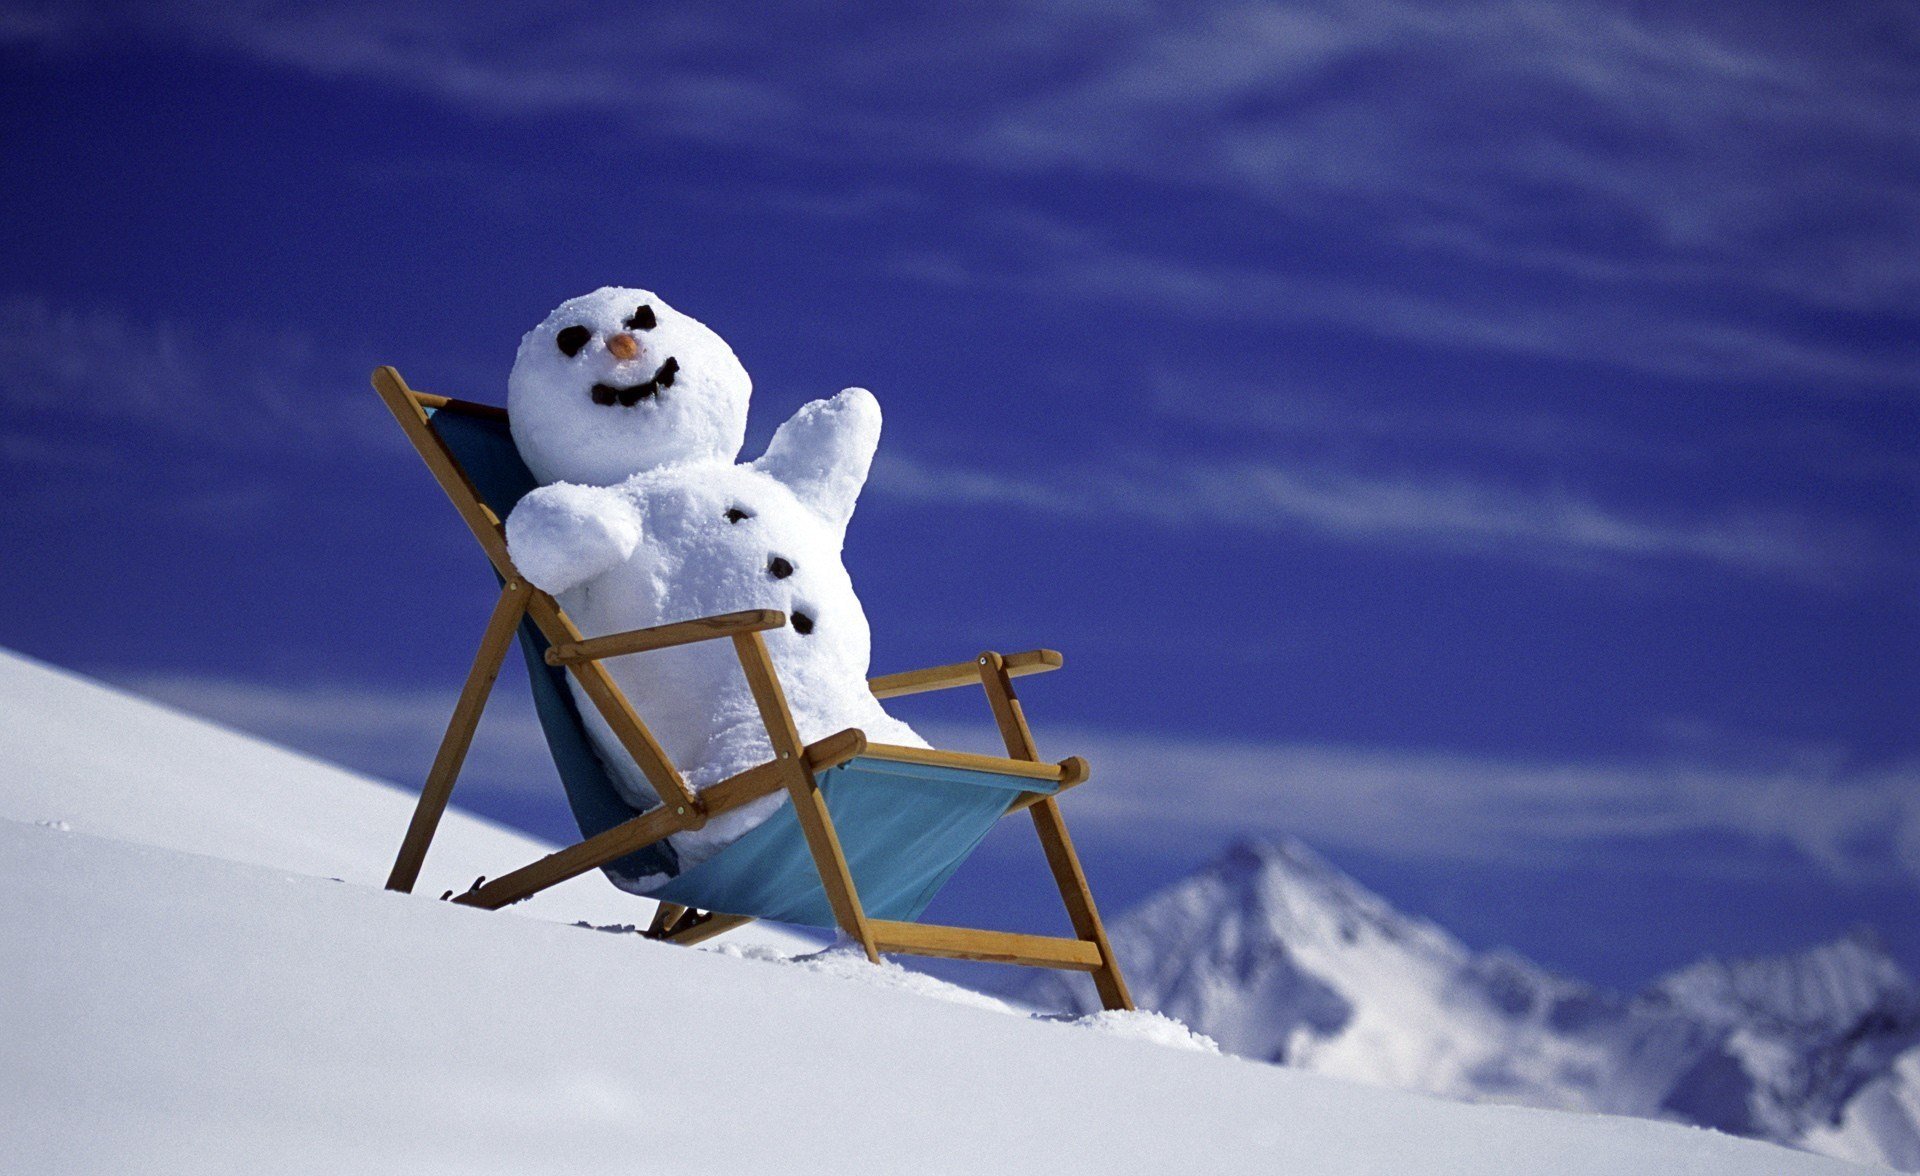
[371,366,1133,1010]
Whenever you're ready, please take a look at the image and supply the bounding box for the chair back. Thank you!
[423,407,678,885]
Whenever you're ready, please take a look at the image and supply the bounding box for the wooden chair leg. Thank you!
[977,652,1134,1011]
[732,631,880,962]
[648,901,689,937]
[663,911,754,946]
[454,803,690,909]
[782,765,879,961]
[449,743,814,912]
[386,580,531,893]
[1027,798,1133,1010]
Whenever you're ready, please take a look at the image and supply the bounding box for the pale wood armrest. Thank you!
[545,609,787,665]
[869,649,1063,699]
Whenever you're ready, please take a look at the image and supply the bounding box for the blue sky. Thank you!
[2,0,1915,989]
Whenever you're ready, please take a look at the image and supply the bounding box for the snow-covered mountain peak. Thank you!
[1018,839,1602,1087]
[1651,926,1917,1036]
[1020,839,1919,1170]
[1639,926,1920,1150]
[1207,837,1465,962]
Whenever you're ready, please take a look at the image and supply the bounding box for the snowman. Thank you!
[503,287,926,873]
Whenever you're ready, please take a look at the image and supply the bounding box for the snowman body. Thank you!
[503,287,925,876]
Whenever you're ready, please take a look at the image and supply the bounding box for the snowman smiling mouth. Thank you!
[591,357,679,407]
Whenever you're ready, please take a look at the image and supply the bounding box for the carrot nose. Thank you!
[606,333,639,361]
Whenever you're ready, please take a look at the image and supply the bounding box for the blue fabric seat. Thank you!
[427,409,1055,928]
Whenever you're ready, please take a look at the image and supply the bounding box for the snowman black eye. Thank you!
[624,305,656,331]
[768,556,794,579]
[556,325,592,357]
[725,507,752,524]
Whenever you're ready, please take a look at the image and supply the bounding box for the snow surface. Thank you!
[1043,1008,1224,1054]
[1,648,1885,1172]
[1017,838,1919,1171]
[0,645,810,948]
[504,288,923,869]
[3,817,1876,1175]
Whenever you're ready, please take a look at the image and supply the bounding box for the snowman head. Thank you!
[508,287,751,486]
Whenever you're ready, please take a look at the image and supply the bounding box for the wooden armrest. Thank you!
[869,649,1063,699]
[546,609,787,666]
[861,742,1086,784]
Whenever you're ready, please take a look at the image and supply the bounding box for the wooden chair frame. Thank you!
[372,366,1132,1010]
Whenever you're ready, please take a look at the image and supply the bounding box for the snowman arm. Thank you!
[752,387,882,536]
[504,482,642,596]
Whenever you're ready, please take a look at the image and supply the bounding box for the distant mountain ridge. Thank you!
[1017,838,1920,1171]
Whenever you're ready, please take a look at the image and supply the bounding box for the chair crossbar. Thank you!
[546,609,788,665]
[868,920,1105,970]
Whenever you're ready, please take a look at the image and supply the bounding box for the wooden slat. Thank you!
[731,632,805,758]
[868,920,1105,970]
[408,389,509,421]
[647,901,688,938]
[689,758,788,815]
[732,631,879,962]
[524,591,701,814]
[454,803,688,910]
[1026,797,1133,1007]
[869,648,1062,699]
[665,912,754,947]
[979,651,1042,760]
[979,652,1135,1011]
[859,741,1076,783]
[687,729,868,819]
[547,609,786,665]
[450,739,799,911]
[802,727,869,773]
[371,367,517,580]
[386,580,530,893]
[1004,757,1089,814]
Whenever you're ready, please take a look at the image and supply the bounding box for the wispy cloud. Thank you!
[965,0,1920,313]
[1142,377,1920,494]
[888,212,1919,391]
[12,0,1919,371]
[0,294,392,466]
[874,450,1875,586]
[99,667,1920,888]
[924,720,1920,887]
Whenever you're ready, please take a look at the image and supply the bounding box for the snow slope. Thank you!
[1018,839,1629,1098]
[0,650,1888,1171]
[1,817,1876,1175]
[1018,838,1919,1170]
[0,646,810,944]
